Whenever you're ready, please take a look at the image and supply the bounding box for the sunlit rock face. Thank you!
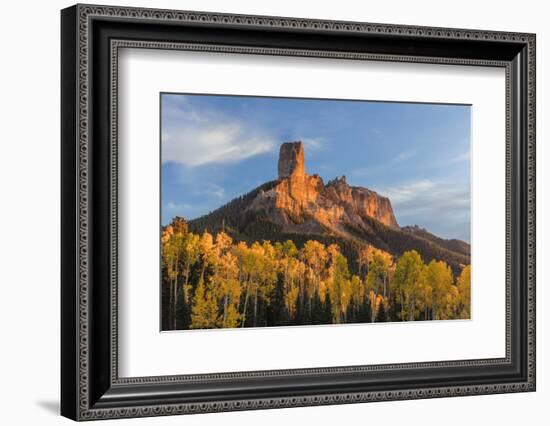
[278,142,305,179]
[326,176,399,229]
[249,141,399,238]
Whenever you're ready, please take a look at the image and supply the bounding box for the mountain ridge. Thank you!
[188,141,469,273]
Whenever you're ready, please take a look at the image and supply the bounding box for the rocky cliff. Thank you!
[248,142,399,241]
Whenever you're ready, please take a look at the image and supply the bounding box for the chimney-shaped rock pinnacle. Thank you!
[278,142,305,179]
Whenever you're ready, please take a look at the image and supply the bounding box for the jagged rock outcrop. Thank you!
[248,141,399,240]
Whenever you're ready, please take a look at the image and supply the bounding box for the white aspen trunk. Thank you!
[172,254,179,329]
[200,261,207,284]
[371,294,377,323]
[172,274,178,329]
[168,279,173,328]
[408,296,415,321]
[241,281,249,327]
[253,287,258,327]
[183,262,191,304]
[400,290,405,321]
[223,294,228,325]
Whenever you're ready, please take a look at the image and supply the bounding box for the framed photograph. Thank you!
[61,4,536,421]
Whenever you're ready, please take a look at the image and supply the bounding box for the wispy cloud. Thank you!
[162,95,275,167]
[449,149,470,163]
[394,150,416,162]
[370,127,383,136]
[163,200,211,223]
[300,137,325,152]
[373,179,471,241]
[163,201,195,219]
[193,183,225,199]
[352,149,416,177]
[165,201,193,211]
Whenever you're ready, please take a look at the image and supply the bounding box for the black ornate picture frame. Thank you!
[61,4,536,421]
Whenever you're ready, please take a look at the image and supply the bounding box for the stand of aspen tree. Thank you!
[161,217,471,330]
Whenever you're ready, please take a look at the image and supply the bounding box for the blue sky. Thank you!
[161,93,471,242]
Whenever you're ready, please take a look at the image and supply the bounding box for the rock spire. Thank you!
[278,142,305,179]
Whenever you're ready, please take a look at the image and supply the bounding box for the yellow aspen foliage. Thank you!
[162,218,471,329]
[190,279,219,329]
[457,265,471,319]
